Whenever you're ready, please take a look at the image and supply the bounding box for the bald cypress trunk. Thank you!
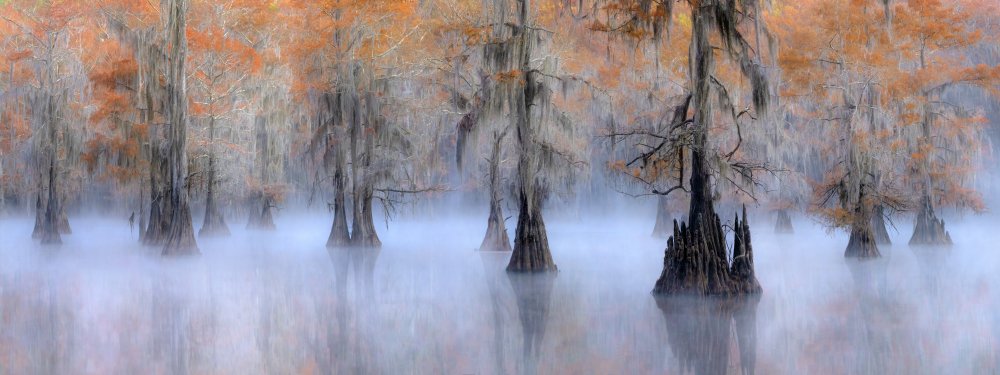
[199,117,230,237]
[845,187,880,258]
[653,6,759,296]
[161,0,198,255]
[908,102,951,246]
[909,195,951,246]
[326,141,350,248]
[652,195,672,238]
[871,204,891,245]
[247,116,276,231]
[506,0,556,272]
[480,132,511,252]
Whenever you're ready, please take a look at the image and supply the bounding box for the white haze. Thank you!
[1,207,999,374]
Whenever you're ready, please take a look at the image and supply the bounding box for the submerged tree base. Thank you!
[845,223,881,258]
[480,202,512,252]
[909,197,952,246]
[507,201,557,272]
[653,206,761,296]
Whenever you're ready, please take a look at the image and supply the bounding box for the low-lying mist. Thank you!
[1,208,999,374]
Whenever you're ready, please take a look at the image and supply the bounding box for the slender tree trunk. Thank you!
[908,100,951,246]
[349,92,380,248]
[199,116,230,237]
[327,134,350,247]
[652,195,672,238]
[653,6,759,295]
[37,86,61,245]
[481,131,511,252]
[162,0,198,255]
[871,203,891,245]
[247,116,276,230]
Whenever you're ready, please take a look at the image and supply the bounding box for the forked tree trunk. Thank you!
[480,132,511,252]
[653,6,759,296]
[909,194,952,246]
[161,0,198,255]
[652,195,672,238]
[774,209,793,234]
[871,204,891,245]
[199,118,230,237]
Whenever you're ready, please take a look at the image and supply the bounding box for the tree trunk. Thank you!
[36,90,61,245]
[199,117,230,237]
[774,209,794,234]
[845,187,880,258]
[652,195,672,238]
[653,7,759,296]
[247,116,276,231]
[480,132,511,252]
[871,204,891,245]
[507,0,556,272]
[350,186,381,248]
[908,95,951,246]
[909,194,952,246]
[327,140,350,247]
[161,0,198,255]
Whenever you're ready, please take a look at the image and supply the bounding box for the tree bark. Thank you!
[161,0,198,255]
[480,131,511,252]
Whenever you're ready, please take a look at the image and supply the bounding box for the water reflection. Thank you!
[324,247,381,374]
[654,295,760,375]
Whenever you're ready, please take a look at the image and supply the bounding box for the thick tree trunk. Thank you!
[652,195,672,238]
[199,118,230,237]
[480,132,511,252]
[37,154,61,245]
[507,0,556,272]
[845,189,880,258]
[161,0,198,255]
[774,209,794,234]
[909,194,952,246]
[653,7,759,296]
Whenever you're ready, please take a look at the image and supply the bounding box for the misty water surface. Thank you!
[1,209,999,374]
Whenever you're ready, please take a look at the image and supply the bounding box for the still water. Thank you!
[1,210,998,374]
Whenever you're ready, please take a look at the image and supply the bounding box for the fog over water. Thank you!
[1,208,999,374]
